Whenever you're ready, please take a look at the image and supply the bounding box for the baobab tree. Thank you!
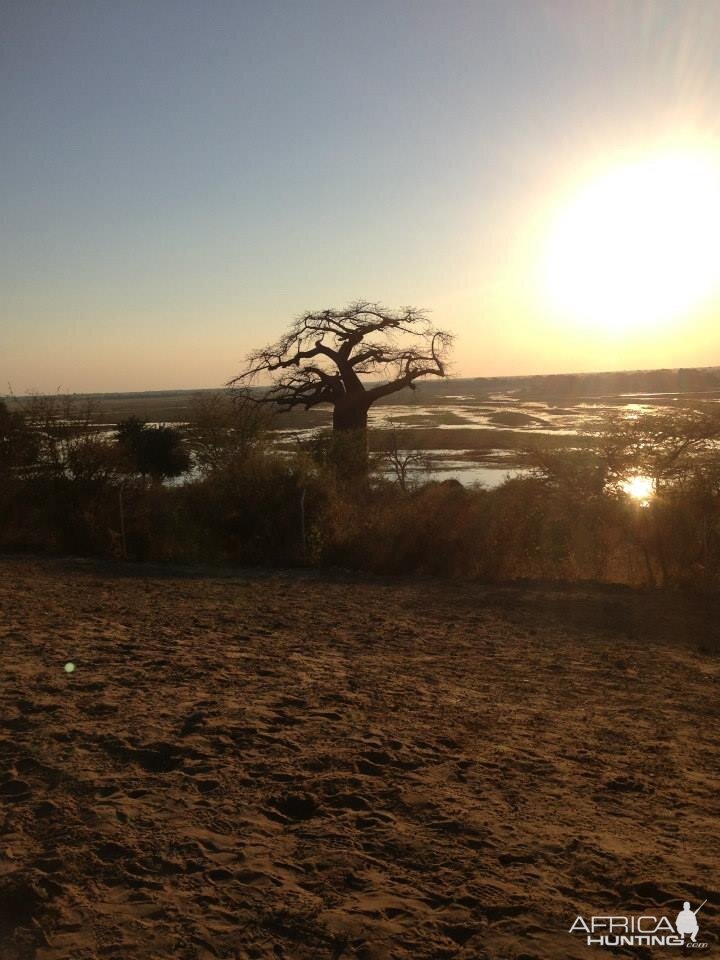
[228,302,453,440]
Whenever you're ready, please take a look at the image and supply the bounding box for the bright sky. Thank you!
[3,0,720,392]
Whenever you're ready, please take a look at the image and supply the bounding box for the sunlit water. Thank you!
[381,462,531,487]
[105,390,717,489]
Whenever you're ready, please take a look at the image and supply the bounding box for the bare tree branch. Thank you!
[228,302,453,433]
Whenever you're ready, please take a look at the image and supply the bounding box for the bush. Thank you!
[2,397,720,591]
[179,453,310,564]
[116,417,190,479]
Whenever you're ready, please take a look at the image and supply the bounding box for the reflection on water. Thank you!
[269,390,693,488]
[377,446,531,487]
[365,394,681,438]
[380,462,531,488]
[100,388,705,491]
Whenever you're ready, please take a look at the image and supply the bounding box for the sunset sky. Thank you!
[3,0,720,393]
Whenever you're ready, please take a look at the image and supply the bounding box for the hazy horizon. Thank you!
[6,361,720,401]
[4,1,720,392]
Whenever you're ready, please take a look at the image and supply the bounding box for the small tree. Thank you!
[376,423,432,492]
[0,399,39,478]
[116,417,190,480]
[228,302,452,457]
[598,407,720,491]
[186,392,268,476]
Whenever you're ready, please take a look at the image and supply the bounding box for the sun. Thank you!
[542,150,720,332]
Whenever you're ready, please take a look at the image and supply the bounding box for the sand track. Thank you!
[1,557,718,959]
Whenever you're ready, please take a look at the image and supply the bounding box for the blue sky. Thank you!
[3,1,720,391]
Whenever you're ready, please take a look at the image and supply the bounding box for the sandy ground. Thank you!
[1,557,719,960]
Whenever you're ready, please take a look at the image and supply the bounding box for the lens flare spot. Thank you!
[64,661,76,673]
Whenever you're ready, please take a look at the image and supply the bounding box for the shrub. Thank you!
[116,417,190,479]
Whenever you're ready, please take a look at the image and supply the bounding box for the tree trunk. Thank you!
[332,395,369,432]
[331,395,370,481]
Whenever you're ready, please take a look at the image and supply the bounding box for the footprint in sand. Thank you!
[267,792,321,822]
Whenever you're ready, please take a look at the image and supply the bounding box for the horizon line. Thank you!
[4,363,720,400]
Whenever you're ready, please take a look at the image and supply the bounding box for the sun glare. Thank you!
[621,475,654,506]
[542,150,720,332]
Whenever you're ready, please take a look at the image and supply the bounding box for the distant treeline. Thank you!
[6,365,720,419]
[2,392,720,591]
[466,366,720,400]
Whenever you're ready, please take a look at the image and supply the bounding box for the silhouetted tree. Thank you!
[376,422,432,492]
[0,400,38,476]
[116,417,190,479]
[228,302,452,448]
[598,407,720,491]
